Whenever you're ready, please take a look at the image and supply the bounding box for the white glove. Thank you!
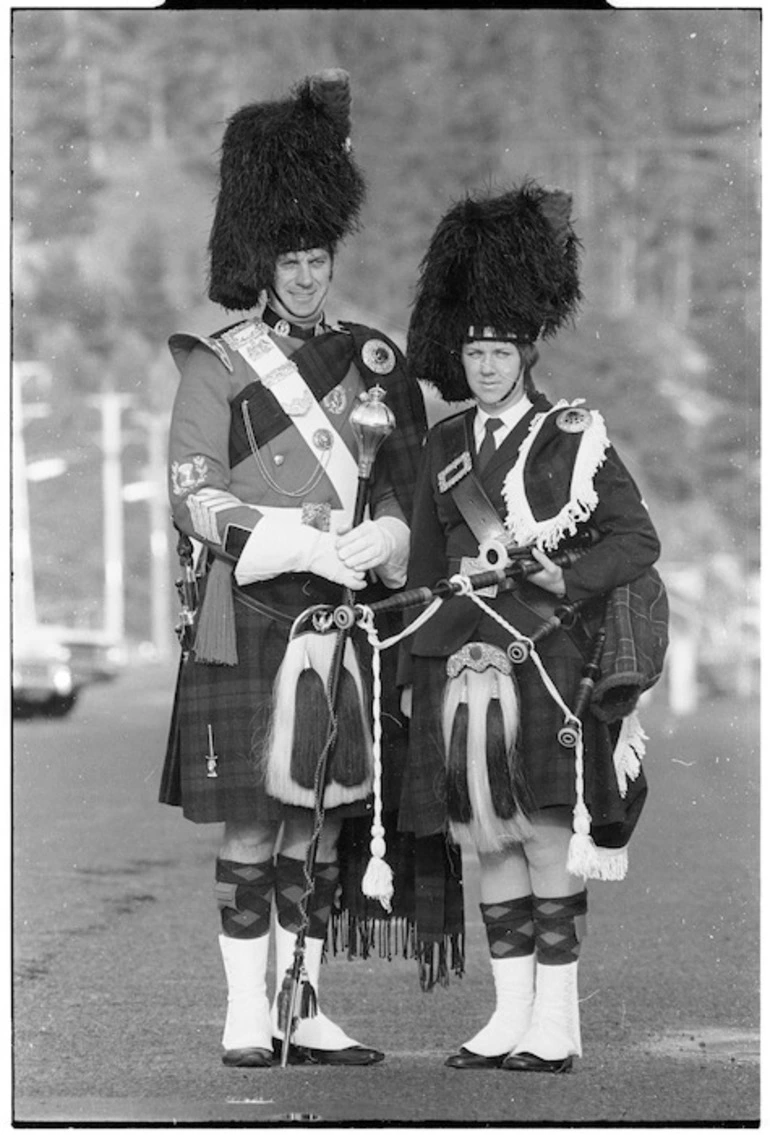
[400,686,413,719]
[336,516,410,589]
[234,513,366,590]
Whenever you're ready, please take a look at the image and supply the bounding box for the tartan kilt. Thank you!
[399,612,647,851]
[160,571,405,826]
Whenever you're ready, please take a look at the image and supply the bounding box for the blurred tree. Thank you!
[11,8,760,635]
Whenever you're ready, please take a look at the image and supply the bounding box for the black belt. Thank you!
[233,589,294,626]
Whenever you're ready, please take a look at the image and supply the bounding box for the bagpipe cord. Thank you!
[357,577,597,898]
[356,597,445,909]
[449,576,595,874]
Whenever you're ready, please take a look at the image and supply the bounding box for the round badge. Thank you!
[274,319,291,338]
[312,428,333,451]
[362,338,396,375]
[556,407,592,433]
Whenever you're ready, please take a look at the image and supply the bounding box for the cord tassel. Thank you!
[192,557,238,665]
[277,961,318,1032]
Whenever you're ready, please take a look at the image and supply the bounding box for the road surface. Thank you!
[12,661,760,1126]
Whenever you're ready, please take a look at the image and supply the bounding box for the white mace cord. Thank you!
[356,597,445,911]
[452,574,599,880]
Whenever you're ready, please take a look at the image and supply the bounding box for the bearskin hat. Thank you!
[407,181,582,401]
[208,69,366,311]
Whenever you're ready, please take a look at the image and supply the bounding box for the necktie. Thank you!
[477,418,503,469]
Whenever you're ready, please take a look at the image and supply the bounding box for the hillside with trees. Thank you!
[12,9,760,668]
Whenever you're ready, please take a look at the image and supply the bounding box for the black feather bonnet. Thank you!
[208,69,366,311]
[407,182,582,401]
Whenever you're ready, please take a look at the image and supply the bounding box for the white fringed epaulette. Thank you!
[501,399,611,551]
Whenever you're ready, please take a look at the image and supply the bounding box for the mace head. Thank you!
[350,385,396,478]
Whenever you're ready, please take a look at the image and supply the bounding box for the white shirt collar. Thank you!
[474,396,532,445]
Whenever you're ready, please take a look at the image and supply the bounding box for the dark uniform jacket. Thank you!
[400,393,660,674]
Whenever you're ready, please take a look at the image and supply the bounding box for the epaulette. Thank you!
[167,327,244,376]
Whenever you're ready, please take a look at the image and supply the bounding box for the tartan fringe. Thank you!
[328,909,416,962]
[417,934,466,991]
[327,909,465,990]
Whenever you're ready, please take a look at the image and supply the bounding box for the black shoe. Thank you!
[272,1038,384,1066]
[445,1047,508,1070]
[501,1051,574,1073]
[222,1046,273,1068]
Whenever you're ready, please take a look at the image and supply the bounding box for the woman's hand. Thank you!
[528,547,566,598]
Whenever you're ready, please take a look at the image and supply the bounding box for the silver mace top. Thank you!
[350,385,396,479]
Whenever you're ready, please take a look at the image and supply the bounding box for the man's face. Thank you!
[271,248,333,322]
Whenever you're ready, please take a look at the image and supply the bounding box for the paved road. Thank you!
[13,661,760,1127]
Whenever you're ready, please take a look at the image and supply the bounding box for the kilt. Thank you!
[160,570,400,826]
[398,606,647,851]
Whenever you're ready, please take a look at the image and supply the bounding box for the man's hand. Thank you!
[335,519,394,572]
[528,547,566,598]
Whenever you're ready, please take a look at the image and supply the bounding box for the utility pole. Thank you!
[12,362,52,636]
[90,389,132,644]
[130,404,174,660]
[12,365,37,634]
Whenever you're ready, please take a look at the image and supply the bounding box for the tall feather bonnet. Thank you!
[407,182,582,402]
[208,69,366,311]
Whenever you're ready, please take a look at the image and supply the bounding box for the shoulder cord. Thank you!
[241,400,331,499]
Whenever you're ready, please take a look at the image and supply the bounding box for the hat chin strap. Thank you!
[267,289,326,330]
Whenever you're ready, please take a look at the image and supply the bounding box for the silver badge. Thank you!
[274,319,291,338]
[302,501,331,531]
[313,428,333,451]
[323,386,347,415]
[277,388,313,417]
[362,338,396,375]
[556,407,592,433]
[446,642,512,679]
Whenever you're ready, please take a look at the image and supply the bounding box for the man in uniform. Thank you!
[160,70,427,1068]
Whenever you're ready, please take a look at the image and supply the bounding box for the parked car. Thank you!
[35,626,126,686]
[13,636,77,719]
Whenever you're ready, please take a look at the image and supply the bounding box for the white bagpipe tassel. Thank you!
[359,611,394,911]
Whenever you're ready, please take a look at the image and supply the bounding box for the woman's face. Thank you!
[461,340,524,412]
